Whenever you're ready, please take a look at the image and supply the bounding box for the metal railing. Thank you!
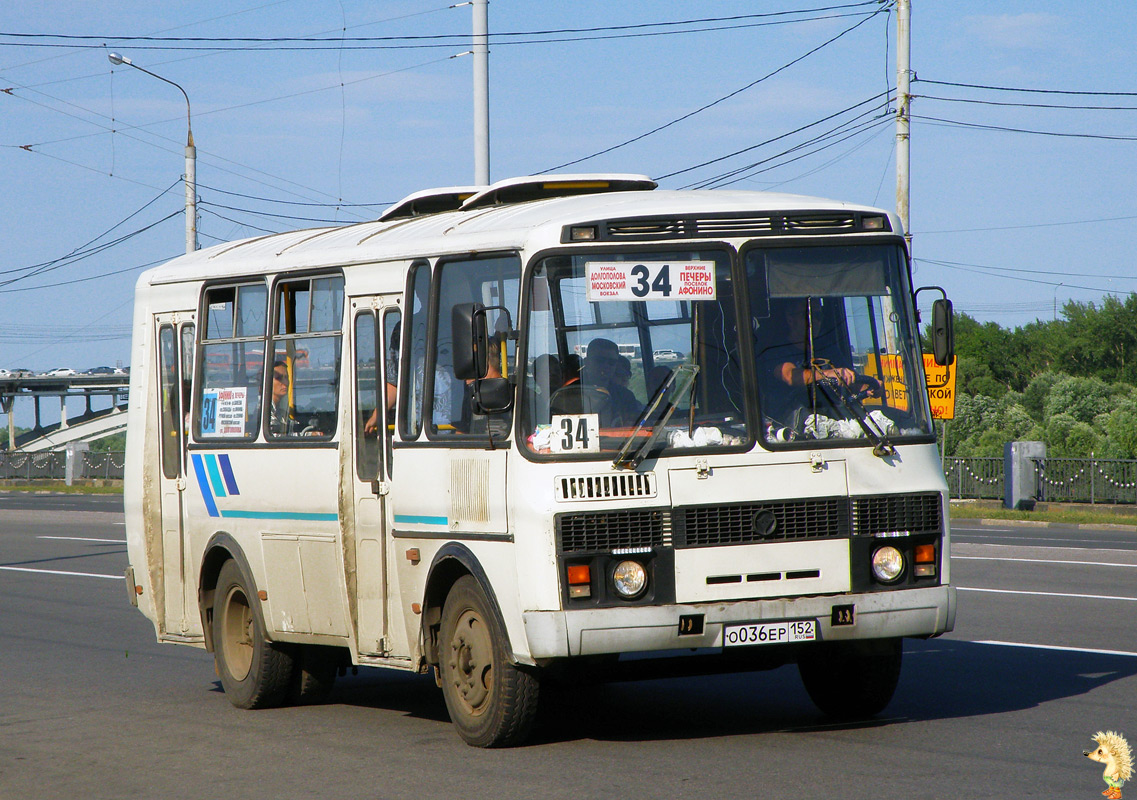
[0,450,125,481]
[944,457,1004,500]
[1033,456,1137,505]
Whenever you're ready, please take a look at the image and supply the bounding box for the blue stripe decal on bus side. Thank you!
[218,454,240,496]
[204,454,227,499]
[190,454,220,518]
[219,510,338,521]
[394,514,449,526]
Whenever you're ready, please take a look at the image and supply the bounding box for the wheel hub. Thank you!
[448,610,493,713]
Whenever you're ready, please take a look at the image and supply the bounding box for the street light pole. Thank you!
[108,53,197,254]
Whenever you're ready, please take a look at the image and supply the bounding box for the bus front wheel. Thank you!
[438,575,539,747]
[797,637,902,719]
[213,559,294,709]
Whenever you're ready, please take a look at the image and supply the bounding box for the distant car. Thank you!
[652,349,682,361]
[84,366,116,375]
[0,369,10,378]
[11,368,33,377]
[44,367,77,376]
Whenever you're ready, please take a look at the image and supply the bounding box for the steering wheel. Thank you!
[550,384,612,417]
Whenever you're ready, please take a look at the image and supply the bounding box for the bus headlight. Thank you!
[871,546,905,583]
[612,560,648,599]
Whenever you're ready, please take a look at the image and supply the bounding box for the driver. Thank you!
[754,298,878,429]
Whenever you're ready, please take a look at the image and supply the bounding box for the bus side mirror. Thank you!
[452,302,487,381]
[932,298,954,366]
[916,286,955,366]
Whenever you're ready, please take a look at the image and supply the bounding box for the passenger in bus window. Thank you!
[269,361,295,435]
[550,337,628,427]
[608,355,640,423]
[364,323,400,436]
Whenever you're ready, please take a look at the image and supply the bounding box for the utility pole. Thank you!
[472,0,490,186]
[896,0,912,254]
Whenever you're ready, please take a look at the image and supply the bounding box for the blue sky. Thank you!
[3,0,1136,380]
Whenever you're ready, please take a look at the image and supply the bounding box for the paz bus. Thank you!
[124,174,956,747]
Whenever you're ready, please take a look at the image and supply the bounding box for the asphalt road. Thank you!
[2,495,1135,799]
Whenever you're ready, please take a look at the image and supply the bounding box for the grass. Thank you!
[0,481,123,495]
[950,501,1137,527]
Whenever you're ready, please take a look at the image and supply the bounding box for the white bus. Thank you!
[124,174,957,747]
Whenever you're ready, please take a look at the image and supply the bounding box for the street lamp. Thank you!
[108,53,197,254]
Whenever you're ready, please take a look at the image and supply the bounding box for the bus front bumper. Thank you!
[521,585,956,661]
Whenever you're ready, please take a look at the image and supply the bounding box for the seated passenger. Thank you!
[269,361,295,435]
[607,355,641,425]
[550,337,629,427]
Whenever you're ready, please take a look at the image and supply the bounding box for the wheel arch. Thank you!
[421,542,510,666]
[198,531,265,654]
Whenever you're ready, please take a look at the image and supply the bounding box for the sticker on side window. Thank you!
[551,414,600,453]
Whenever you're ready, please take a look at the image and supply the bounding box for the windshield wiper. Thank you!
[613,364,700,470]
[815,374,896,458]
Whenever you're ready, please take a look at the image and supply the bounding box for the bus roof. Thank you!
[140,176,897,287]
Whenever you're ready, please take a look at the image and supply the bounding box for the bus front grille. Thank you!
[673,497,850,549]
[556,472,658,502]
[556,509,669,553]
[852,492,942,536]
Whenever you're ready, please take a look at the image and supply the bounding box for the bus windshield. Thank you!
[522,248,744,459]
[747,243,932,447]
[521,243,932,459]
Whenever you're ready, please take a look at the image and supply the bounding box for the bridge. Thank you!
[1,374,130,452]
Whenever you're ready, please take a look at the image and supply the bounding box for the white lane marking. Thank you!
[972,639,1137,658]
[37,536,126,544]
[0,565,122,580]
[955,534,1137,548]
[958,586,1137,602]
[954,555,1137,568]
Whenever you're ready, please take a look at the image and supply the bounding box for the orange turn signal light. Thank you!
[567,565,591,585]
[914,544,935,564]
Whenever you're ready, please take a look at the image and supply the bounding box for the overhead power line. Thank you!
[912,115,1137,142]
[912,77,1137,98]
[657,89,892,182]
[0,4,883,45]
[544,9,888,174]
[916,94,1137,112]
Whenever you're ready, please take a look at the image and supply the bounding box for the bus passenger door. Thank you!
[350,298,400,656]
[155,314,195,636]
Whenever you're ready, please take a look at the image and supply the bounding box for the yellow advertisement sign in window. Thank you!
[860,354,909,411]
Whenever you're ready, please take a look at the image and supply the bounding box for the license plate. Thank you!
[723,619,816,647]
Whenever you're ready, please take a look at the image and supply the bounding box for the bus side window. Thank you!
[158,324,181,479]
[268,274,344,440]
[430,254,519,438]
[400,263,431,441]
[354,311,379,480]
[197,282,266,440]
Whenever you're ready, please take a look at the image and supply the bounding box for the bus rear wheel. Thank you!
[438,575,539,747]
[797,637,902,719]
[213,559,294,709]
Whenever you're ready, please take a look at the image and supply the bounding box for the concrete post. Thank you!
[1004,440,1046,510]
[65,441,89,486]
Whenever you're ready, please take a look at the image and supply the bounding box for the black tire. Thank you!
[288,646,338,705]
[797,637,903,719]
[212,559,294,709]
[438,575,540,747]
